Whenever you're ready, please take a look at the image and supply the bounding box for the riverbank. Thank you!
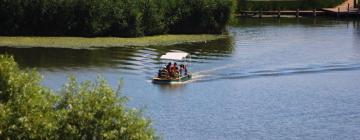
[0,34,228,49]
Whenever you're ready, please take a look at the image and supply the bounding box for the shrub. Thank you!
[0,55,157,140]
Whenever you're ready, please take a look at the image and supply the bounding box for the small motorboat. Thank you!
[152,52,192,84]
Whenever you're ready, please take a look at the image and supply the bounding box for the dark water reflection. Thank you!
[0,37,234,71]
[1,18,360,139]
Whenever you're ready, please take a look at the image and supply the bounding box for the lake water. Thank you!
[1,18,360,139]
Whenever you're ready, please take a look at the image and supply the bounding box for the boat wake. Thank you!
[190,62,360,83]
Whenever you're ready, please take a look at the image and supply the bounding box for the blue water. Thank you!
[1,18,360,139]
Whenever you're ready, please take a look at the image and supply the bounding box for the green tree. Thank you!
[0,55,157,139]
[0,0,234,36]
[140,0,167,35]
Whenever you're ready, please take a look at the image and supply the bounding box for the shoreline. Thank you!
[0,34,228,49]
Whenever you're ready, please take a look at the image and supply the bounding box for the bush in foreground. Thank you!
[0,55,157,140]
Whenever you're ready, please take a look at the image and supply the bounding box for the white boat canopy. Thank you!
[160,52,189,60]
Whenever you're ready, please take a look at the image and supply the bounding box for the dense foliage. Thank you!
[0,0,235,37]
[237,0,346,11]
[0,55,157,139]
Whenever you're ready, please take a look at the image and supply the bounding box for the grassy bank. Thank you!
[0,34,228,49]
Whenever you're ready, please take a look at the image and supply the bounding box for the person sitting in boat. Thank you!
[158,67,169,79]
[158,69,162,78]
[174,67,180,78]
[165,62,172,78]
[179,64,187,76]
[184,64,188,76]
[171,63,179,78]
[166,62,172,73]
[179,64,183,76]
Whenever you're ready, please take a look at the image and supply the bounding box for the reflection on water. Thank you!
[157,84,187,92]
[0,37,234,72]
[1,18,360,140]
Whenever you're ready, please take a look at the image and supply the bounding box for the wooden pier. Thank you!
[237,0,359,18]
[237,9,359,18]
[237,10,325,18]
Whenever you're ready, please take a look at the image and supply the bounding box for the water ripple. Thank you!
[193,62,360,83]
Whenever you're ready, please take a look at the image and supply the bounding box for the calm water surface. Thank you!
[1,18,360,139]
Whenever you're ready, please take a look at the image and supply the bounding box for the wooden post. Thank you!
[277,10,281,18]
[358,0,360,15]
[296,9,299,18]
[348,3,350,13]
[338,7,340,17]
[355,0,357,8]
[259,11,262,18]
[313,9,316,17]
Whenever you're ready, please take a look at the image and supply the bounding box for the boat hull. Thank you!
[152,75,192,84]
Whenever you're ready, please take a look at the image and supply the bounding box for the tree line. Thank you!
[0,0,235,37]
[0,55,157,139]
